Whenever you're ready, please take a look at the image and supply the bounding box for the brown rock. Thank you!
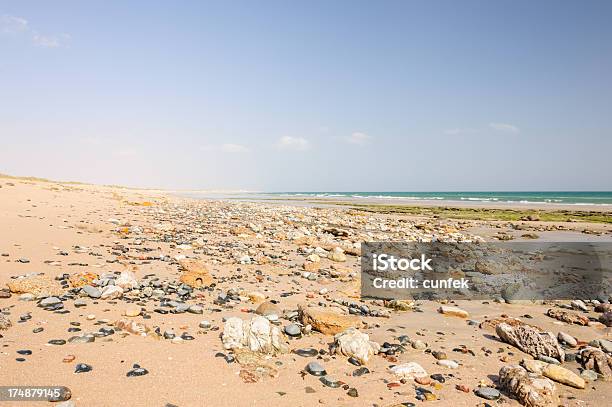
[68,271,99,288]
[255,301,281,317]
[499,365,557,407]
[599,311,612,327]
[542,364,585,389]
[303,261,320,272]
[580,347,612,380]
[298,304,362,335]
[479,317,539,332]
[0,313,11,330]
[178,260,214,288]
[7,275,64,297]
[438,306,469,318]
[546,309,589,326]
[496,323,564,363]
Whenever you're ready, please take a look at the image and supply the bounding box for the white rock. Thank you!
[115,271,138,290]
[333,328,380,364]
[222,316,288,354]
[437,359,459,369]
[100,285,124,299]
[389,362,428,379]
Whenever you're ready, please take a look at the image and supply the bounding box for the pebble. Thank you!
[305,361,327,376]
[81,285,102,298]
[558,331,577,347]
[40,297,62,307]
[475,387,501,400]
[127,364,149,377]
[437,359,459,369]
[319,376,341,388]
[199,320,211,329]
[430,374,445,383]
[17,349,32,355]
[284,323,301,337]
[48,339,66,345]
[352,367,370,376]
[581,369,598,381]
[75,363,93,373]
[294,348,319,357]
[32,327,44,333]
[124,305,141,317]
[347,388,358,397]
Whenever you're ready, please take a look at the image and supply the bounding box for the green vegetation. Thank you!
[329,202,612,224]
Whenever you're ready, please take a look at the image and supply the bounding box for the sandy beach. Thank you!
[0,176,610,407]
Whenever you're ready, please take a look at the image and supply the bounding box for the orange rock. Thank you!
[68,271,99,288]
[303,261,320,272]
[298,304,362,335]
[178,260,214,288]
[415,376,431,385]
[7,275,64,297]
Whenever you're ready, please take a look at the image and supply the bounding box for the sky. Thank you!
[1,1,611,191]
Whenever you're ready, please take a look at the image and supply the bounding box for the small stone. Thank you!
[63,355,76,363]
[284,323,301,337]
[347,388,358,397]
[475,387,500,400]
[432,350,447,360]
[199,320,211,329]
[352,367,370,376]
[127,366,149,377]
[580,369,598,381]
[306,361,327,376]
[319,376,341,388]
[430,373,445,383]
[389,362,428,379]
[415,376,432,385]
[557,332,577,347]
[188,305,203,314]
[456,384,470,393]
[74,363,92,373]
[438,306,469,318]
[39,297,62,307]
[81,285,101,298]
[48,339,66,345]
[437,359,459,369]
[124,304,141,317]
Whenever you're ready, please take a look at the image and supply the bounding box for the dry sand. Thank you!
[1,178,611,407]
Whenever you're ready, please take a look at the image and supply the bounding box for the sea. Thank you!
[264,191,612,206]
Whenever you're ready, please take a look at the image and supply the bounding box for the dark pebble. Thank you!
[75,363,93,373]
[48,339,66,345]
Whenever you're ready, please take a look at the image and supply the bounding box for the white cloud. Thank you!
[489,122,520,133]
[220,143,249,153]
[343,132,371,145]
[33,34,60,48]
[1,15,29,33]
[276,136,310,151]
[1,14,69,48]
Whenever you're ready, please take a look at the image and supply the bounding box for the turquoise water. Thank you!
[267,191,612,205]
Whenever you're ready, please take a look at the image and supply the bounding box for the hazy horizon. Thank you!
[1,1,611,191]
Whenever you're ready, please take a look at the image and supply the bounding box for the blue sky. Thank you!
[1,1,611,190]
